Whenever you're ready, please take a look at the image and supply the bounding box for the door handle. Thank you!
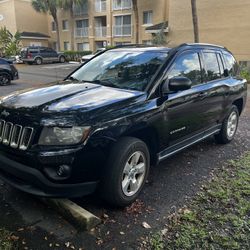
[198,92,207,99]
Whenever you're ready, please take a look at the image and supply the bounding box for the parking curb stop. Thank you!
[41,198,101,231]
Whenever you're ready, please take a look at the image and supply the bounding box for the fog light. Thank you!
[57,165,71,178]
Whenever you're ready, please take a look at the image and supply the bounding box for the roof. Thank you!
[20,32,50,39]
[145,22,168,31]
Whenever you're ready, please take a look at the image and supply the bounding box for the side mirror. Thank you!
[164,77,192,93]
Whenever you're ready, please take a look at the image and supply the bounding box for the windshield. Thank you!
[70,50,168,91]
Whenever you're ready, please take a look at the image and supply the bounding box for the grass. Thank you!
[150,152,250,250]
[0,229,15,250]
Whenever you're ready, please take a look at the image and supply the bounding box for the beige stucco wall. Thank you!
[0,0,17,34]
[14,0,48,34]
[168,0,250,61]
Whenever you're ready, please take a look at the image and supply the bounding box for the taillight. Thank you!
[27,52,32,59]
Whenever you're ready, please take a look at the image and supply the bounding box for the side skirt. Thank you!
[158,125,221,162]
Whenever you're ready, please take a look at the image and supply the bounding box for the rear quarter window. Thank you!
[223,51,239,76]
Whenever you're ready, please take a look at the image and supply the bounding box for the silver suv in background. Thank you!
[21,46,66,65]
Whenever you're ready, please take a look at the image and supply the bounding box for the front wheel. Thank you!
[215,105,239,144]
[0,73,11,86]
[101,137,150,207]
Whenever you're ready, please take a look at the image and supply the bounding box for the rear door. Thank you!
[199,50,228,129]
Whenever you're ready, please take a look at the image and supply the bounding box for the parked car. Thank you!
[81,48,106,63]
[0,58,19,86]
[21,46,66,65]
[0,44,247,206]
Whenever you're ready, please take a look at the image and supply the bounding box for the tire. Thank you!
[0,73,11,86]
[215,105,239,144]
[100,137,150,207]
[35,57,43,65]
[59,56,66,63]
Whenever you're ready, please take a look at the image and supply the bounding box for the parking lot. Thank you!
[0,63,250,249]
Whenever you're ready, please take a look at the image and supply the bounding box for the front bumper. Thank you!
[0,153,98,198]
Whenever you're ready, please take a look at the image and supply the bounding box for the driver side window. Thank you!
[168,52,202,86]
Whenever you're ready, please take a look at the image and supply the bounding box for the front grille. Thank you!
[0,120,33,150]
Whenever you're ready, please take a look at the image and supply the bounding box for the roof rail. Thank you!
[179,43,225,49]
[111,44,156,49]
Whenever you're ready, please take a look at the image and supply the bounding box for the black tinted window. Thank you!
[223,52,238,76]
[203,52,221,81]
[168,52,202,85]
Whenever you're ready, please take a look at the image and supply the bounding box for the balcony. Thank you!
[113,0,132,10]
[113,25,132,37]
[95,0,107,12]
[95,26,107,37]
[75,28,89,38]
[73,3,88,16]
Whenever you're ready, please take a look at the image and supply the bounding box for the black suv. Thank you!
[0,44,247,206]
[21,46,66,65]
[0,58,19,86]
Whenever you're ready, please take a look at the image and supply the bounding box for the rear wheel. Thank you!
[0,73,11,86]
[215,105,239,144]
[59,56,66,63]
[35,57,43,65]
[101,137,150,207]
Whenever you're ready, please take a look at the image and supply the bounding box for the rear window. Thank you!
[223,51,239,76]
[203,52,221,81]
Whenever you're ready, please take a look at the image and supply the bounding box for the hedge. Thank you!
[63,50,92,62]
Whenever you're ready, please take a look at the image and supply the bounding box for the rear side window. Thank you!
[223,52,238,76]
[168,52,202,86]
[203,52,221,81]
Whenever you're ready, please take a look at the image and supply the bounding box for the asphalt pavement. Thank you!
[0,64,249,249]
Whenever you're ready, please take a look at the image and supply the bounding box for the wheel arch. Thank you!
[233,98,244,115]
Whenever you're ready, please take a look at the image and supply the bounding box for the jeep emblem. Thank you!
[1,110,10,117]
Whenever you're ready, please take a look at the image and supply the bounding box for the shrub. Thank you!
[63,50,92,62]
[240,68,250,83]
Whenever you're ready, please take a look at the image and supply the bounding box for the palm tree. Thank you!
[132,0,139,44]
[191,0,199,43]
[31,0,61,50]
[59,0,87,50]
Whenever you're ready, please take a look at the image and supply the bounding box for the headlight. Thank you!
[38,126,91,146]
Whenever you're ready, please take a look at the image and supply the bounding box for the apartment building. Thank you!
[48,0,169,51]
[0,0,49,47]
[168,0,250,62]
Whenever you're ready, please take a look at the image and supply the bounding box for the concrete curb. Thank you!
[41,198,101,231]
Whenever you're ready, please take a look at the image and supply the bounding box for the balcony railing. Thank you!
[95,1,107,12]
[113,0,132,10]
[95,26,107,37]
[113,25,132,37]
[73,4,88,16]
[75,28,89,38]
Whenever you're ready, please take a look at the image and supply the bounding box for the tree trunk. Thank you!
[70,8,75,51]
[191,0,199,43]
[132,0,139,44]
[55,18,61,51]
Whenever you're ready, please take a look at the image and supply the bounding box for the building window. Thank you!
[62,20,69,30]
[64,42,70,51]
[95,0,107,12]
[73,1,88,16]
[143,40,153,45]
[113,0,132,10]
[113,15,132,36]
[143,11,153,25]
[75,19,89,37]
[51,21,56,32]
[52,42,58,51]
[77,43,90,51]
[115,42,131,46]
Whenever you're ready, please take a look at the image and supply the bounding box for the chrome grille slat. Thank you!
[3,122,13,145]
[0,120,6,142]
[0,119,33,150]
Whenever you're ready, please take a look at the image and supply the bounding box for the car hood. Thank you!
[0,82,146,113]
